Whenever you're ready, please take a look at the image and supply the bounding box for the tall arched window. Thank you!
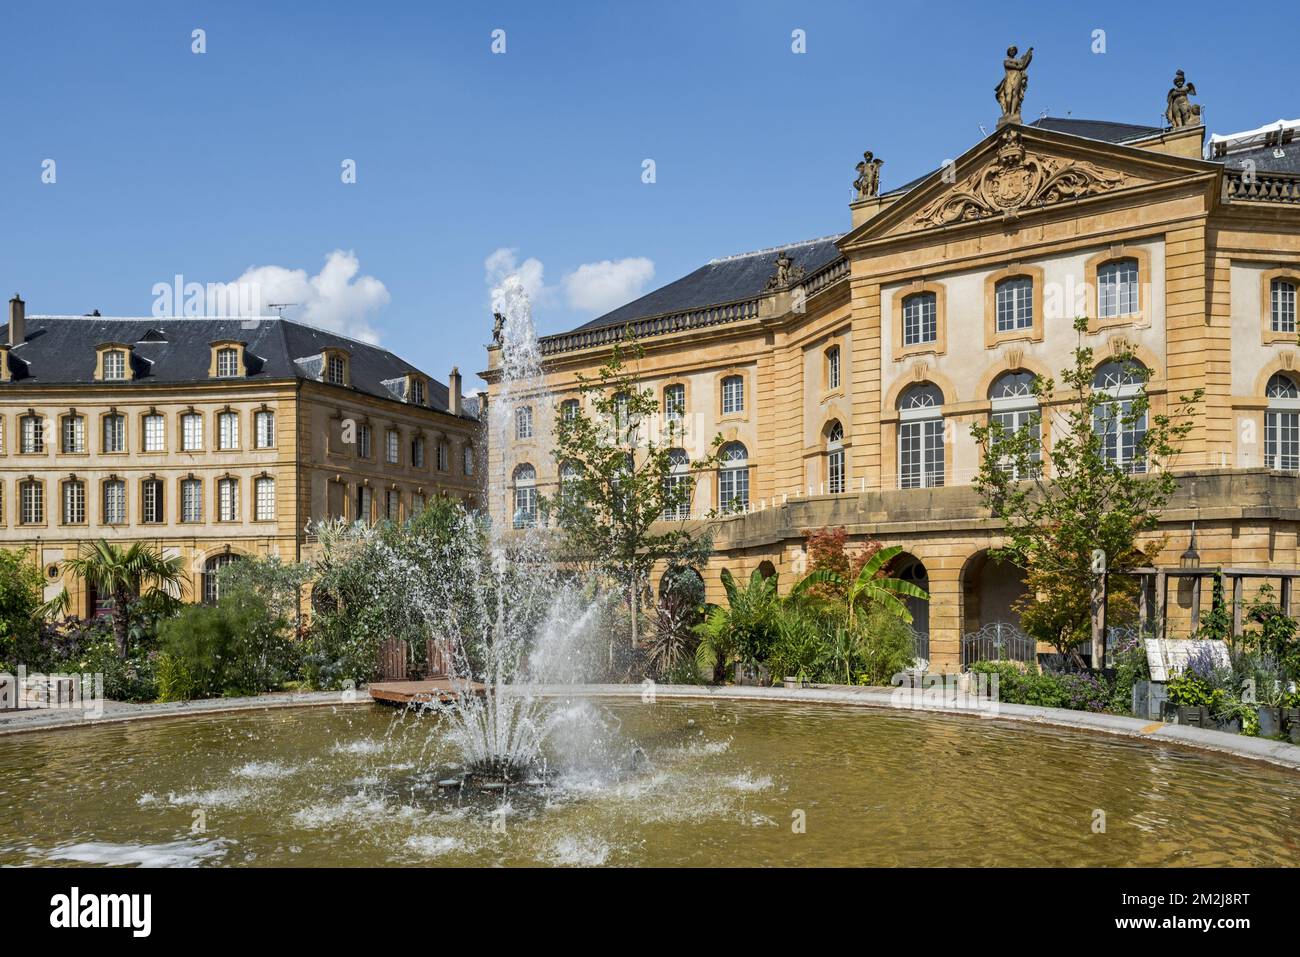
[995,276,1034,332]
[1265,372,1300,471]
[902,292,937,346]
[1097,258,1140,318]
[898,384,944,489]
[1092,360,1147,473]
[1272,278,1297,334]
[826,420,845,493]
[718,442,749,511]
[512,463,537,528]
[662,448,691,520]
[988,371,1041,478]
[203,554,243,604]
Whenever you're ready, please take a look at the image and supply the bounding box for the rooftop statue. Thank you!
[854,151,884,200]
[1165,70,1202,128]
[994,45,1033,125]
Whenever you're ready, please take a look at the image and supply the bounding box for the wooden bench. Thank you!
[378,639,409,682]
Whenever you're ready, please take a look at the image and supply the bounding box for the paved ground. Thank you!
[2,680,1298,773]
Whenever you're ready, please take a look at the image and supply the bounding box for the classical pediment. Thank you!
[913,128,1129,227]
[846,124,1217,245]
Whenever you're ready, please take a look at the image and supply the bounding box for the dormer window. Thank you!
[217,348,239,377]
[409,376,426,406]
[324,351,349,386]
[209,341,247,379]
[103,350,127,381]
[94,343,135,382]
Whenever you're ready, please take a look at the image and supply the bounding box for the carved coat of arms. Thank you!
[915,129,1127,227]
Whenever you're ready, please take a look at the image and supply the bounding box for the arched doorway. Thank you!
[960,550,1032,666]
[203,553,245,604]
[889,553,930,661]
[757,560,777,581]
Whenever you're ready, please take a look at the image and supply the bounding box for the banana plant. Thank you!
[790,545,929,626]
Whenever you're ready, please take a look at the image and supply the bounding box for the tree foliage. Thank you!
[969,316,1202,658]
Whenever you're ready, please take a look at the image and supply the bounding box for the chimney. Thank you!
[448,366,463,416]
[8,294,25,347]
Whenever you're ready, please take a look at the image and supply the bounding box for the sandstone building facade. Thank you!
[485,103,1300,671]
[0,302,481,614]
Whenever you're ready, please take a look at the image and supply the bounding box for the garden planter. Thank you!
[783,676,809,689]
[1132,681,1167,721]
[1165,703,1207,726]
[1257,707,1284,738]
[1210,715,1242,735]
[1284,708,1300,744]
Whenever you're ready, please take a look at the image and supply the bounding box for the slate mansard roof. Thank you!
[550,112,1295,347]
[0,315,477,419]
[573,235,844,333]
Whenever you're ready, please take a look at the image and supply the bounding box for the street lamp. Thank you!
[1179,523,1200,570]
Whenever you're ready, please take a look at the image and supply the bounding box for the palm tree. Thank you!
[63,540,185,657]
[694,567,779,681]
[792,545,929,626]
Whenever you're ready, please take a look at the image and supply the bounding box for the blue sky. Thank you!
[2,0,1296,392]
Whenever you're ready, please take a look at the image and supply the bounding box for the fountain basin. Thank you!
[1,695,1297,867]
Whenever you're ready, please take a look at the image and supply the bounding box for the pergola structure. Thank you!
[1130,566,1299,641]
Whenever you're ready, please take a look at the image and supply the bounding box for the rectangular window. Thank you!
[20,481,43,524]
[386,429,400,465]
[254,411,275,449]
[182,413,203,451]
[411,492,425,514]
[411,379,425,406]
[718,464,749,511]
[662,474,691,521]
[103,480,126,524]
[62,416,85,454]
[1098,260,1140,319]
[990,410,1042,479]
[828,448,845,494]
[516,406,534,440]
[1094,401,1147,474]
[358,424,372,459]
[411,436,426,468]
[1273,280,1297,334]
[20,416,44,453]
[181,479,203,522]
[143,414,165,452]
[254,477,275,521]
[664,385,685,422]
[722,376,744,416]
[385,489,400,521]
[903,293,937,346]
[827,347,841,390]
[218,411,239,450]
[142,479,164,523]
[899,420,945,489]
[102,415,125,453]
[217,478,239,521]
[463,445,474,476]
[103,350,126,380]
[327,354,346,385]
[995,277,1034,333]
[437,441,449,471]
[63,481,86,524]
[561,399,580,422]
[513,487,537,528]
[216,348,239,377]
[357,485,373,522]
[1266,410,1300,471]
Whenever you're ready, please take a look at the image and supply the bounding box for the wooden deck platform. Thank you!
[368,678,485,707]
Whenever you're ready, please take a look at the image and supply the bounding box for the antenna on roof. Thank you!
[268,303,298,316]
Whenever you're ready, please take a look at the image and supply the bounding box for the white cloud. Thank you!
[485,247,547,314]
[221,250,390,343]
[562,258,655,314]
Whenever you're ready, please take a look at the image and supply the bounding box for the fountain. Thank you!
[394,274,617,789]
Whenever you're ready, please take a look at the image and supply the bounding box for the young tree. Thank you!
[63,540,185,658]
[545,338,721,658]
[970,316,1202,664]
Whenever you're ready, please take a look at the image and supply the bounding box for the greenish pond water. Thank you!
[1,699,1296,866]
